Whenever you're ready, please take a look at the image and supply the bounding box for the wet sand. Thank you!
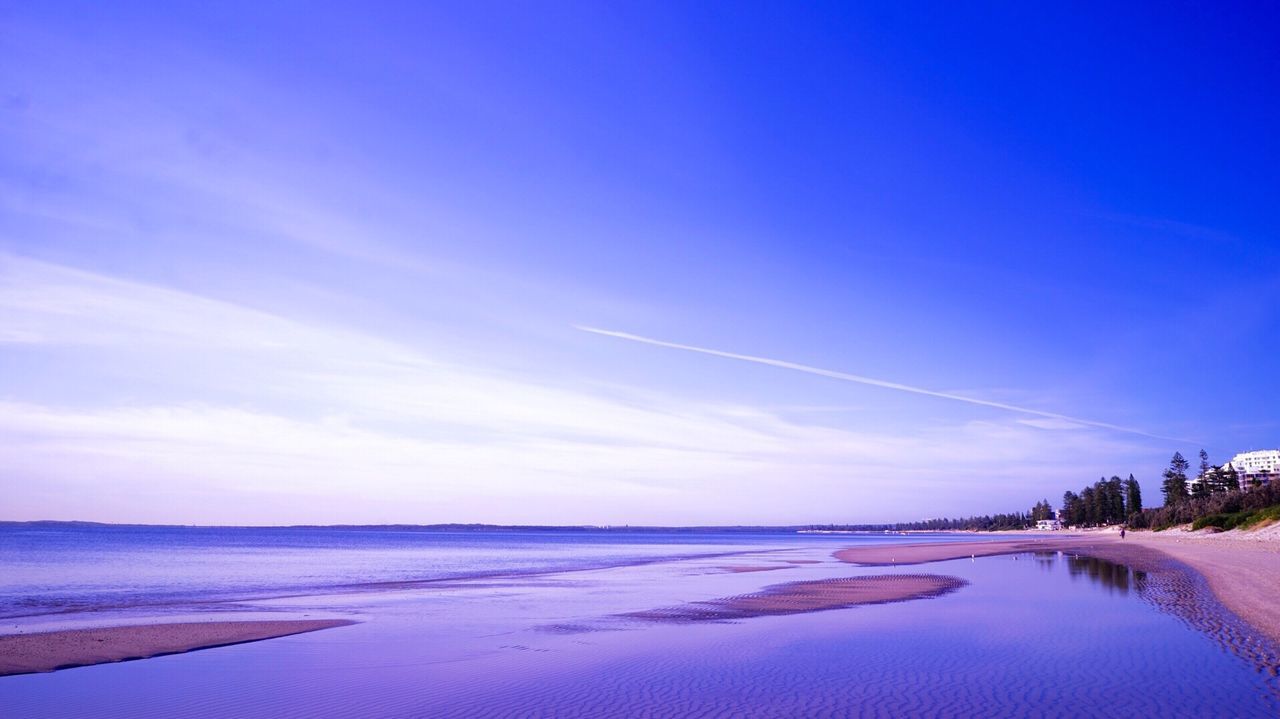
[626,574,965,622]
[833,536,1105,566]
[1127,530,1280,646]
[837,533,1280,649]
[0,619,354,677]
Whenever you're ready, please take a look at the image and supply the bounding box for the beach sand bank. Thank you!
[834,537,1104,566]
[0,618,355,677]
[626,574,965,622]
[1126,529,1280,647]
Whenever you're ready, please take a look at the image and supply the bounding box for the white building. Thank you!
[1035,518,1062,531]
[1225,449,1280,487]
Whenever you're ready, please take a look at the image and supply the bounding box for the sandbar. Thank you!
[833,537,1105,566]
[626,573,965,622]
[0,618,355,677]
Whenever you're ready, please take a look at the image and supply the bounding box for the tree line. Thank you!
[838,512,1036,532]
[1059,475,1141,527]
[1036,447,1275,531]
[1128,449,1276,530]
[1156,449,1242,505]
[842,447,1276,533]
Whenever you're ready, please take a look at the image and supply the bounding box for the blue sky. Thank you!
[2,2,1278,524]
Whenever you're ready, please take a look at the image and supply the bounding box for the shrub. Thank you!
[1241,504,1280,529]
[1191,512,1244,531]
[1134,483,1280,531]
[1187,503,1280,532]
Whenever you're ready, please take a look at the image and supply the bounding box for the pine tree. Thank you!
[1191,475,1210,500]
[1107,476,1125,524]
[1203,465,1223,494]
[1062,491,1080,527]
[1221,465,1241,492]
[1081,486,1098,526]
[1190,449,1212,499]
[1161,452,1189,507]
[1124,474,1142,516]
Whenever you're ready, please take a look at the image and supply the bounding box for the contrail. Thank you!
[576,326,1188,443]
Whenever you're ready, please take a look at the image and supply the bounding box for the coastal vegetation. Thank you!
[1060,475,1140,527]
[844,449,1278,534]
[1131,480,1280,530]
[1124,450,1276,530]
[838,514,1038,532]
[1030,450,1278,532]
[1190,504,1280,532]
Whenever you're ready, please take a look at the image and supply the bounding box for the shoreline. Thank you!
[0,619,355,677]
[839,529,1280,647]
[1123,529,1280,647]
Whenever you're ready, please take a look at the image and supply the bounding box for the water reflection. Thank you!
[1029,551,1147,596]
[1026,550,1279,679]
[1068,553,1143,595]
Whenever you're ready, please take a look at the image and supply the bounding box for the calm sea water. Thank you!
[0,524,951,619]
[2,525,1278,717]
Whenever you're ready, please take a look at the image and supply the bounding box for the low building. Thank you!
[1225,449,1280,487]
[1035,518,1062,531]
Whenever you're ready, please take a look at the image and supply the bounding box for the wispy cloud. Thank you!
[0,256,1150,523]
[576,326,1190,444]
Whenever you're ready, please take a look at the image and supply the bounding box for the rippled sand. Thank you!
[1125,530,1280,646]
[838,537,1280,676]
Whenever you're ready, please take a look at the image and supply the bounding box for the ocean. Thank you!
[0,524,949,619]
[1,524,1277,717]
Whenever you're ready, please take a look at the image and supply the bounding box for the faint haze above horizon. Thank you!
[2,2,1279,525]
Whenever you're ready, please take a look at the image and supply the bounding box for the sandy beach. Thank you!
[834,536,1105,566]
[1127,529,1280,646]
[0,619,355,677]
[836,529,1280,646]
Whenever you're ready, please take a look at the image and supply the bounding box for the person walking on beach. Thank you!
[1120,527,1126,539]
